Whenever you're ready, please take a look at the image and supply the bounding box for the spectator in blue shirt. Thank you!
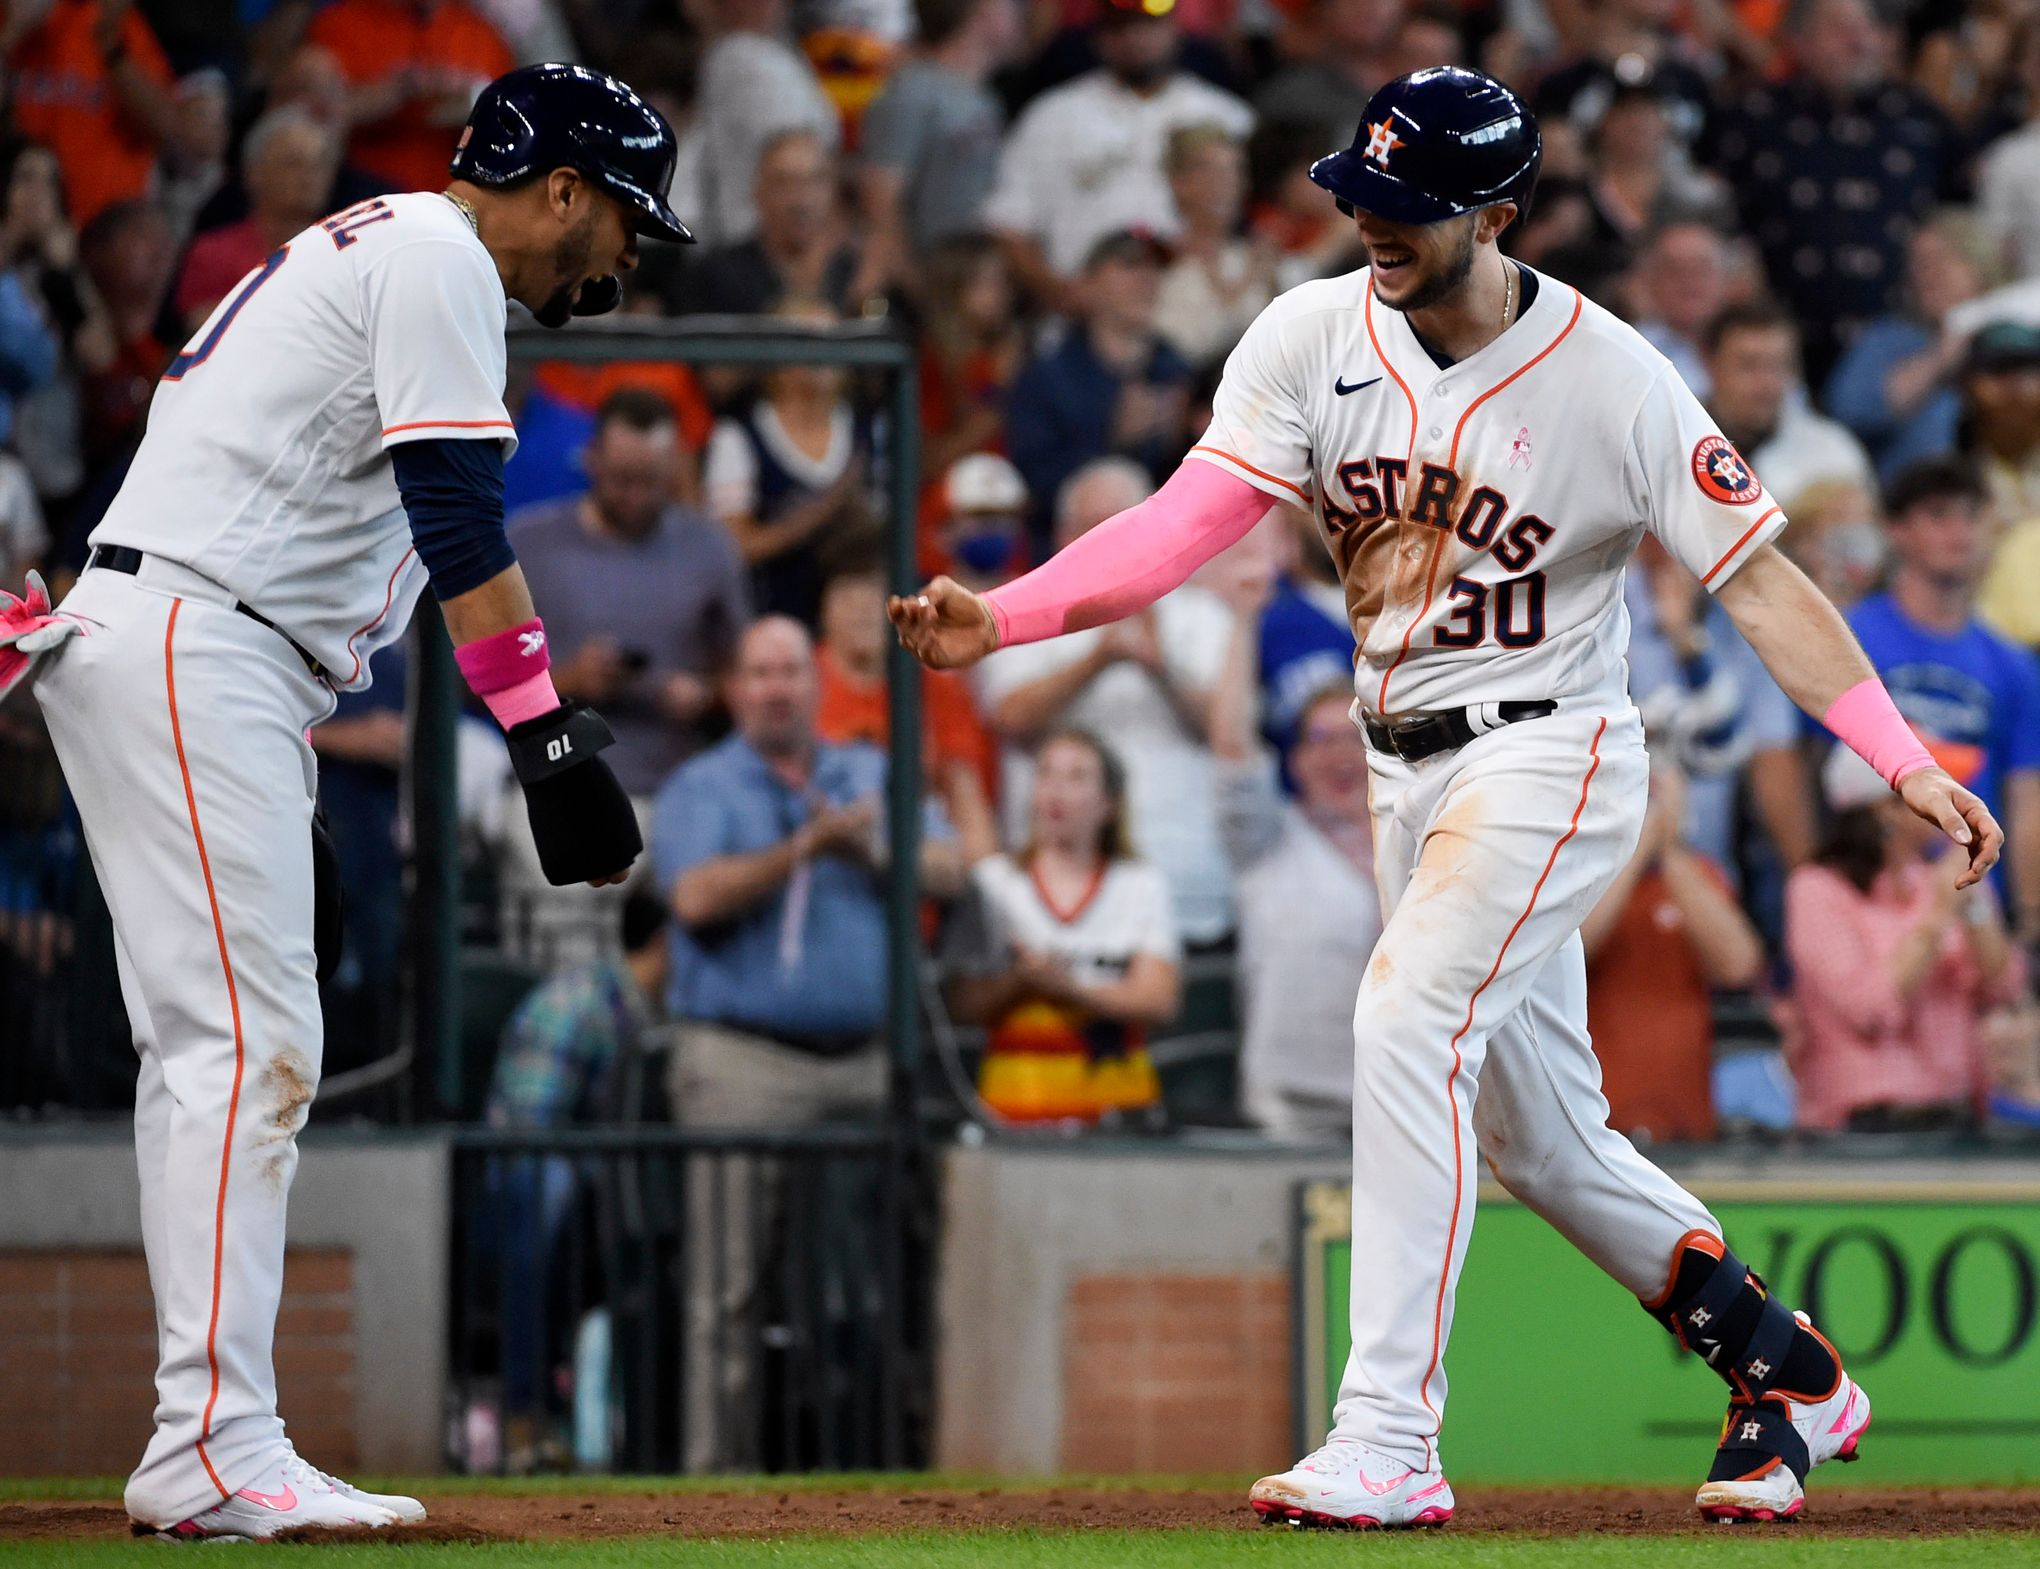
[1845,457,2040,942]
[0,267,58,451]
[1257,506,1353,765]
[1004,228,1194,555]
[653,615,964,1091]
[649,614,961,1468]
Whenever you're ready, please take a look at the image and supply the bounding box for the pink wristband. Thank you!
[456,618,563,729]
[1824,678,1936,789]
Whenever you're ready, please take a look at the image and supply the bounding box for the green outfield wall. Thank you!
[1297,1181,2040,1484]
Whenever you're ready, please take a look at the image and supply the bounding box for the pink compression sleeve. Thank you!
[1824,678,1937,789]
[984,461,1281,646]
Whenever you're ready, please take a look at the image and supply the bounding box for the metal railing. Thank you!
[446,1125,930,1474]
[408,316,925,1124]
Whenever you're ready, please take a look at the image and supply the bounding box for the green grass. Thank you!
[2,1531,2037,1567]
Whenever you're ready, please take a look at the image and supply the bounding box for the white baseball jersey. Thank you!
[1192,267,1786,718]
[92,192,519,690]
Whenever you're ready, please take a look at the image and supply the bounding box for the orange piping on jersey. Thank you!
[1363,285,1419,463]
[166,598,244,1505]
[342,546,418,686]
[380,418,516,437]
[1188,445,1310,505]
[1700,506,1781,587]
[1364,285,1424,714]
[1447,286,1583,467]
[1417,714,1608,1472]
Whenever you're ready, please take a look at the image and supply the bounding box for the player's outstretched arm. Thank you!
[1715,543,2003,888]
[887,459,1278,671]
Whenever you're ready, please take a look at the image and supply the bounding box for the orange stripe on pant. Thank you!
[1416,714,1609,1469]
[164,598,248,1504]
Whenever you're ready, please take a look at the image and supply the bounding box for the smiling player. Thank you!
[889,67,1999,1528]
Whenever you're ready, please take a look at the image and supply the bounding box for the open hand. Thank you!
[1899,766,2003,890]
[888,575,999,671]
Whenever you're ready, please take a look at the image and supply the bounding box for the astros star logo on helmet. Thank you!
[1364,119,1405,168]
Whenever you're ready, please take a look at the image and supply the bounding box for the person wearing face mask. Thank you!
[933,451,1029,589]
[982,0,1251,314]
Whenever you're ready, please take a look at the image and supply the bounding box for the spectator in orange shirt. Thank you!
[816,558,998,859]
[6,0,179,227]
[1581,766,1766,1145]
[306,0,514,195]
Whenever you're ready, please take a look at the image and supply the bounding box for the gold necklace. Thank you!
[445,192,479,235]
[1500,260,1517,332]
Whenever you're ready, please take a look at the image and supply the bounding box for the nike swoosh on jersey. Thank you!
[1334,376,1382,396]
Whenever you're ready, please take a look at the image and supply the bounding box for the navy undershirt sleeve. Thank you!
[389,436,514,598]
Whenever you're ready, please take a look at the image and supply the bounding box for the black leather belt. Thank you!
[88,545,326,678]
[1363,700,1558,762]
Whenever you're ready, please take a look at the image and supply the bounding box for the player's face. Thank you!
[536,185,639,327]
[1354,209,1479,314]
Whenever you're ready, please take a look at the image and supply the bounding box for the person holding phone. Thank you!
[503,386,752,968]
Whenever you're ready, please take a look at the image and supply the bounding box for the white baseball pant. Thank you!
[35,560,333,1527]
[1332,702,1718,1470]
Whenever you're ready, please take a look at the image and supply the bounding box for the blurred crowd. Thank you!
[1,0,2038,1146]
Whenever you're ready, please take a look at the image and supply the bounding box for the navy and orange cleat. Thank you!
[1249,1437,1455,1530]
[1696,1364,1872,1524]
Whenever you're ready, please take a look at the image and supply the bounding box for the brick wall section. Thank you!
[0,1248,357,1477]
[1061,1271,1291,1473]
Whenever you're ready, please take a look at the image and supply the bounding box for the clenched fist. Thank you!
[887,575,1001,671]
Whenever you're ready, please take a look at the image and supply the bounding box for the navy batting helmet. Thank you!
[451,63,693,244]
[1309,67,1540,226]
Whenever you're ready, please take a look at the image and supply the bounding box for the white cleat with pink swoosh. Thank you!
[1250,1437,1455,1529]
[138,1452,404,1542]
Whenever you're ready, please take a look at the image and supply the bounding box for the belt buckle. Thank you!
[1376,717,1425,762]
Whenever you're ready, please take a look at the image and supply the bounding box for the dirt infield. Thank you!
[5,1486,2038,1543]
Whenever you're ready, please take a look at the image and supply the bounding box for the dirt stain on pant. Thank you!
[254,1046,316,1193]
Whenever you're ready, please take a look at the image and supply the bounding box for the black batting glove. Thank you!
[505,702,642,886]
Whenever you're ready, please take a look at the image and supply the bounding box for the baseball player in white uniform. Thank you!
[889,68,2001,1528]
[3,65,690,1540]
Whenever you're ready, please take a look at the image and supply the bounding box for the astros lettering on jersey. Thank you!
[1190,268,1782,717]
